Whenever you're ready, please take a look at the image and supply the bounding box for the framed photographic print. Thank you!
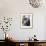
[20,13,33,29]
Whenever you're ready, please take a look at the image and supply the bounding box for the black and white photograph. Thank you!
[22,15,30,26]
[21,13,33,28]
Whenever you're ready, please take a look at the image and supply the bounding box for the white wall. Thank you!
[0,0,46,40]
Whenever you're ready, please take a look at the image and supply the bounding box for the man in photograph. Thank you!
[22,15,30,26]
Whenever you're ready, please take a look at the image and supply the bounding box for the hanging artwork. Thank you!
[20,13,33,29]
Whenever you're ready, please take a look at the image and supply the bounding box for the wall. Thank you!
[0,0,46,40]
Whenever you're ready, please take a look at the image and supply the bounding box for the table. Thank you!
[5,39,46,46]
